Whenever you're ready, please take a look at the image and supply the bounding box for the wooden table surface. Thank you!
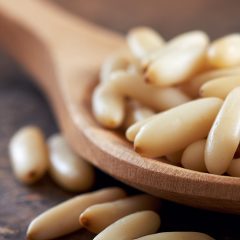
[1,1,240,239]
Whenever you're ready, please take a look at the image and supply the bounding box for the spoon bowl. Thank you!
[0,0,240,214]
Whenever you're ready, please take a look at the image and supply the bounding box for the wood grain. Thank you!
[0,0,240,239]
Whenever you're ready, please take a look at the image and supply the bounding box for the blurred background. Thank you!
[1,0,240,239]
[57,0,240,39]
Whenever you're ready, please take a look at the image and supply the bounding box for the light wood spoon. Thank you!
[0,0,239,214]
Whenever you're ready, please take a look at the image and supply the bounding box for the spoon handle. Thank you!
[0,0,113,88]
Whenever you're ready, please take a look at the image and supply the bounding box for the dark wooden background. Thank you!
[1,1,240,239]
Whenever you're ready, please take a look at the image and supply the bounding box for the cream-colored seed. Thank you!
[166,150,183,165]
[9,126,48,184]
[122,101,155,129]
[93,211,160,240]
[100,54,131,83]
[181,140,207,172]
[109,71,190,111]
[135,232,215,240]
[127,27,165,59]
[205,87,240,174]
[126,115,156,142]
[179,67,240,98]
[26,187,126,240]
[208,34,240,68]
[200,76,240,99]
[134,98,222,158]
[92,83,125,128]
[141,48,164,71]
[48,134,95,192]
[100,48,140,82]
[227,158,240,177]
[80,194,161,233]
[146,31,209,87]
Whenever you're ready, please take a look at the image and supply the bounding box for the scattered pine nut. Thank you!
[80,194,161,233]
[93,211,160,240]
[26,187,126,240]
[135,232,215,240]
[48,133,95,192]
[9,126,48,184]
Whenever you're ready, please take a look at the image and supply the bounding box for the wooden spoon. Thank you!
[0,0,239,214]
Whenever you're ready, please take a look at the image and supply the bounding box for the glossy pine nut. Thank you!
[26,187,126,240]
[227,158,240,177]
[9,126,48,184]
[208,34,240,68]
[123,101,155,129]
[205,87,240,174]
[135,232,215,240]
[80,194,161,233]
[134,98,222,158]
[200,76,240,99]
[100,49,137,83]
[109,71,190,111]
[181,140,207,172]
[179,67,240,98]
[166,150,183,165]
[48,134,95,192]
[127,27,165,59]
[126,115,156,142]
[146,31,209,87]
[93,211,160,240]
[92,83,125,128]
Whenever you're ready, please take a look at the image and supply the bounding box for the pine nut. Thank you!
[146,31,209,86]
[100,49,137,83]
[134,98,222,158]
[181,140,207,172]
[26,187,126,240]
[179,67,240,98]
[122,101,155,129]
[126,115,155,142]
[80,194,161,233]
[166,150,183,165]
[127,27,165,59]
[135,232,215,240]
[227,158,240,177]
[200,76,240,99]
[9,126,48,184]
[208,34,240,68]
[92,83,125,128]
[205,87,240,174]
[93,211,160,240]
[48,134,95,192]
[109,71,190,111]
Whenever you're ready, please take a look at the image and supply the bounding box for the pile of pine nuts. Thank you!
[9,126,95,191]
[92,27,240,176]
[9,126,214,239]
[26,188,213,240]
